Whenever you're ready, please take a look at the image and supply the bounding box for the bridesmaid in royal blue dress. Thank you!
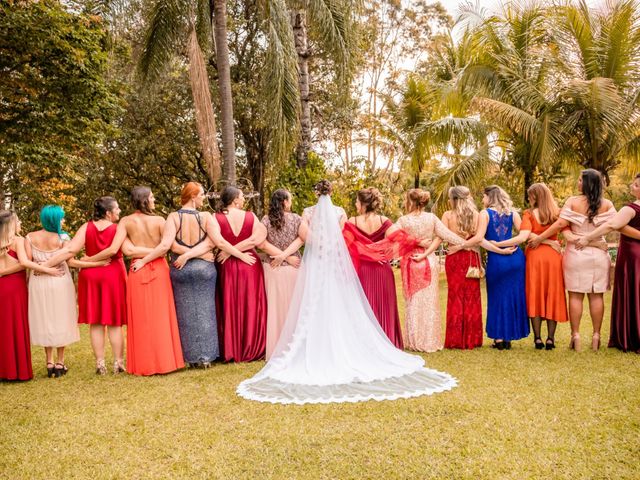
[456,186,529,349]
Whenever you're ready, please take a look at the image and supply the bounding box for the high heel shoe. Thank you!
[46,362,55,378]
[96,359,107,376]
[569,333,581,352]
[534,337,544,350]
[545,338,556,350]
[592,333,601,351]
[54,363,68,377]
[113,360,125,374]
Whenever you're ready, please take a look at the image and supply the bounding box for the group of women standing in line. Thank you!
[1,170,639,382]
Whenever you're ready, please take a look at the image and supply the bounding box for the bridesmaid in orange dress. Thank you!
[491,183,568,350]
[215,186,268,362]
[84,187,184,375]
[345,188,403,348]
[530,170,617,351]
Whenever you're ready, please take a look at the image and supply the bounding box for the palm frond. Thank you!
[472,97,540,143]
[261,0,301,164]
[139,0,192,82]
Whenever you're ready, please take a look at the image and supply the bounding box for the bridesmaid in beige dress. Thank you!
[259,189,305,359]
[396,189,466,352]
[530,169,620,351]
[25,205,107,376]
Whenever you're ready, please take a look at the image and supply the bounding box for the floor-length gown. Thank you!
[262,212,302,360]
[127,257,184,375]
[609,203,640,352]
[216,211,267,362]
[27,234,80,347]
[0,250,32,381]
[237,196,457,405]
[444,249,483,349]
[521,211,568,322]
[170,209,219,364]
[484,209,529,341]
[397,212,462,352]
[349,218,403,349]
[78,222,127,326]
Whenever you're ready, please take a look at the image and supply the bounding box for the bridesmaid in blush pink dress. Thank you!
[259,189,304,360]
[215,186,268,362]
[345,188,403,348]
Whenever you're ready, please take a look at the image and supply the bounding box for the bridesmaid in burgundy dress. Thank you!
[441,186,483,350]
[215,186,268,362]
[577,173,640,353]
[345,188,403,348]
[45,197,128,374]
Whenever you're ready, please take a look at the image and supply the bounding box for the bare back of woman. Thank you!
[170,210,214,261]
[122,213,165,255]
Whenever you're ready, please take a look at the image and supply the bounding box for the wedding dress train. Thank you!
[237,194,457,404]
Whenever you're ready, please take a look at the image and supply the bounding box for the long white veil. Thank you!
[237,194,457,404]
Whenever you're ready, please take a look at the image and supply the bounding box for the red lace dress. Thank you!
[78,222,127,326]
[0,250,32,380]
[215,212,267,362]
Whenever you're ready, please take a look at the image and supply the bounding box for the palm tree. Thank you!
[139,0,222,185]
[554,0,640,181]
[454,0,567,203]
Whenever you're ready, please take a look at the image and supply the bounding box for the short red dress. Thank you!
[0,250,33,380]
[78,222,127,326]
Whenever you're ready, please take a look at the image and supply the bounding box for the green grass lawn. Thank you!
[1,272,639,479]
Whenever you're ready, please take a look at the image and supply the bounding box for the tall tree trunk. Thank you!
[212,0,236,184]
[291,11,311,168]
[186,29,222,186]
[414,172,420,188]
[523,168,534,206]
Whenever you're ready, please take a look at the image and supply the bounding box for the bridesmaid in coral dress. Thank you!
[491,184,568,350]
[85,187,184,375]
[215,186,268,362]
[441,186,483,350]
[45,197,127,374]
[345,188,403,348]
[576,173,640,353]
[530,170,617,351]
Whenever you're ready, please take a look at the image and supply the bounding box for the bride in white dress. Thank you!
[237,180,457,404]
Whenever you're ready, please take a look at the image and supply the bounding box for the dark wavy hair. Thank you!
[93,196,118,220]
[581,169,604,222]
[268,189,290,230]
[314,179,332,196]
[357,188,383,213]
[131,186,153,214]
[219,185,242,212]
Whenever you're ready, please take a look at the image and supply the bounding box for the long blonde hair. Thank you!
[0,210,17,257]
[484,185,513,214]
[527,183,559,225]
[449,186,478,237]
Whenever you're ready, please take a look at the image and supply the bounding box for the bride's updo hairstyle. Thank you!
[314,179,332,196]
[357,188,383,213]
[219,185,242,212]
[405,188,430,213]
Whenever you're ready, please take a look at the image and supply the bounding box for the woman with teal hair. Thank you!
[24,205,107,377]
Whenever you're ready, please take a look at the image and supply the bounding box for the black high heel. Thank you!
[491,340,505,350]
[545,338,556,350]
[504,341,512,350]
[54,363,68,377]
[46,362,55,378]
[534,337,544,350]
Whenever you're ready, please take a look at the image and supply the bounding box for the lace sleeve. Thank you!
[302,207,314,224]
[433,214,464,245]
[336,207,347,223]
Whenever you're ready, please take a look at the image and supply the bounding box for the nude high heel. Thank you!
[569,333,581,352]
[592,333,601,351]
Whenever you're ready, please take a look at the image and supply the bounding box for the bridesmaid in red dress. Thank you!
[215,186,268,362]
[345,188,403,348]
[577,173,640,352]
[441,186,483,350]
[46,197,127,374]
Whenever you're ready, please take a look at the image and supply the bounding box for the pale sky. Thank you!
[438,0,601,17]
